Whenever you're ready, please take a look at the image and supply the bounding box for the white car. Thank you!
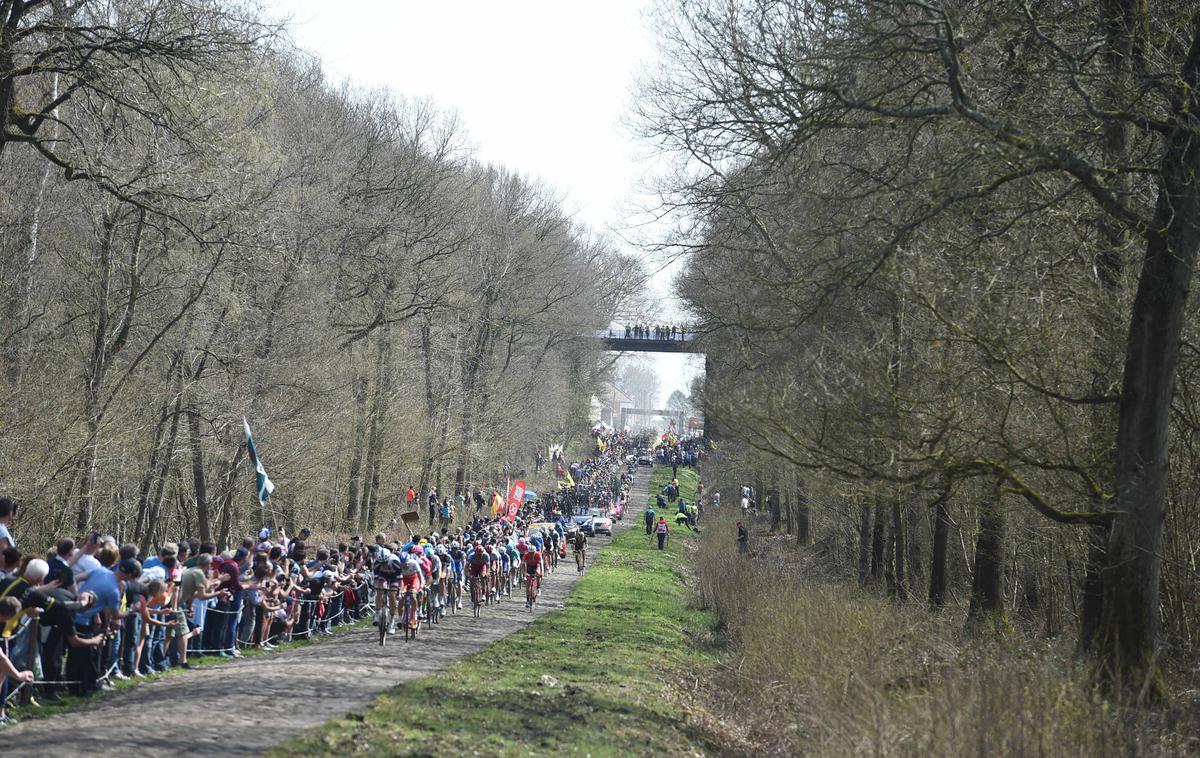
[591,514,613,536]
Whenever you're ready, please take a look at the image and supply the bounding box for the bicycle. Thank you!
[447,574,461,614]
[422,585,436,626]
[377,586,397,647]
[401,588,421,641]
[575,548,586,575]
[525,572,539,610]
[470,575,484,618]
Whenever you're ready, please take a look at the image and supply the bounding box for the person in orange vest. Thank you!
[655,516,669,550]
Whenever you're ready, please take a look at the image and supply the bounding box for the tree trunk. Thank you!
[454,324,490,498]
[185,407,211,543]
[3,77,54,383]
[929,499,950,609]
[215,444,245,551]
[135,355,183,551]
[417,320,438,498]
[360,328,393,530]
[891,497,906,598]
[1078,522,1109,651]
[1093,10,1200,703]
[796,480,811,545]
[870,498,886,582]
[967,488,1007,632]
[857,500,872,585]
[344,372,368,524]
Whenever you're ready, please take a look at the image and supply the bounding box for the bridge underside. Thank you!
[592,336,699,353]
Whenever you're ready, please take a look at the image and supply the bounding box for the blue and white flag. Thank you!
[243,416,275,505]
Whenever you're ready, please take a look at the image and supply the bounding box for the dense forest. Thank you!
[640,0,1200,704]
[0,1,634,550]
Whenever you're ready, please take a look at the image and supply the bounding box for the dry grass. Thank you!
[690,511,1200,757]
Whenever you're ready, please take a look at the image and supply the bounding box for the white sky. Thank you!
[268,0,703,406]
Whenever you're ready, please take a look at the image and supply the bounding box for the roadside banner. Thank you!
[507,480,525,519]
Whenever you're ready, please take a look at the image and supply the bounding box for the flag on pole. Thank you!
[243,417,275,505]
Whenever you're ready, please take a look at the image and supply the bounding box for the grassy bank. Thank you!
[691,508,1200,757]
[273,466,716,757]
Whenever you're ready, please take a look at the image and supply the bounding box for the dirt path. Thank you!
[3,473,650,757]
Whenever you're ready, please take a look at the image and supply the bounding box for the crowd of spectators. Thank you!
[655,435,704,472]
[618,324,691,341]
[0,432,643,727]
[0,501,374,726]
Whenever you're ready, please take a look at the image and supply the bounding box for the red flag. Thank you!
[507,480,525,519]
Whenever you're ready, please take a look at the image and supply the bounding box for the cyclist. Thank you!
[521,539,543,603]
[465,541,489,609]
[545,527,559,572]
[424,545,443,619]
[371,544,404,630]
[487,544,502,601]
[399,547,424,629]
[449,541,466,608]
[505,539,520,589]
[529,527,547,576]
[572,528,588,570]
[496,541,511,597]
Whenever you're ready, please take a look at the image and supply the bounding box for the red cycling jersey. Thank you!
[522,550,542,573]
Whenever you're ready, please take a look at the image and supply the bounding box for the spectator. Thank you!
[0,497,16,551]
[67,545,122,694]
[48,538,75,587]
[70,532,104,584]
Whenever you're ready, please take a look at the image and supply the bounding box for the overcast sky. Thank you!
[267,0,703,406]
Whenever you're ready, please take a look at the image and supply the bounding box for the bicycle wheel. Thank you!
[378,602,388,647]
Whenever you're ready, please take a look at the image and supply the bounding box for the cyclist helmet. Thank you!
[450,541,460,549]
[423,545,434,557]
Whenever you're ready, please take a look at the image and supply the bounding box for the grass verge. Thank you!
[690,508,1200,756]
[271,466,717,758]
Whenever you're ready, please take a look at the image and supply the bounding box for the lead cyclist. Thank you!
[370,544,403,631]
